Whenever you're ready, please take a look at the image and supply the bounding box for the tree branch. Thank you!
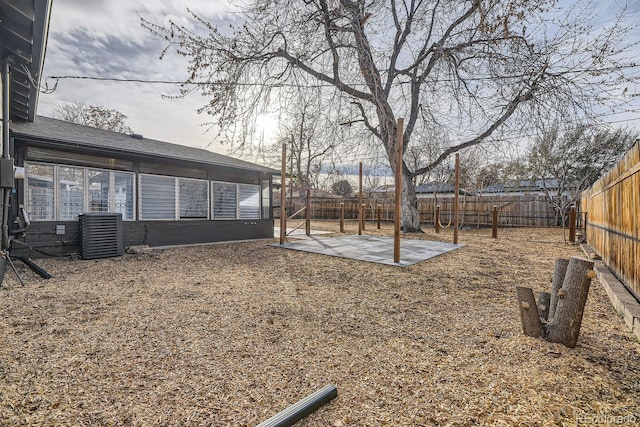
[412,72,544,178]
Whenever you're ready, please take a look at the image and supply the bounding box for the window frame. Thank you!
[178,177,210,220]
[24,161,136,221]
[211,181,262,220]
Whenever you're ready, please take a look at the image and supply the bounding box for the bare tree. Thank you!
[279,96,336,190]
[53,101,133,134]
[332,179,353,196]
[526,125,637,228]
[143,0,635,231]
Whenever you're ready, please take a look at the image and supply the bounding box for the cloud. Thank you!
[38,0,236,154]
[49,0,237,43]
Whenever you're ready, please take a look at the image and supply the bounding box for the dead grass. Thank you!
[1,222,639,426]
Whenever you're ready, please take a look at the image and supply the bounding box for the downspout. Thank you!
[0,60,9,284]
[2,60,11,250]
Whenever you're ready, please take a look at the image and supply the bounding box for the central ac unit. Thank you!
[79,213,124,260]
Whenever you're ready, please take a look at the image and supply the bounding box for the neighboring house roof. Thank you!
[415,182,456,193]
[0,0,52,122]
[10,116,278,174]
[481,179,561,194]
[415,182,474,196]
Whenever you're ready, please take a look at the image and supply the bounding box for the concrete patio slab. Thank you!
[271,234,463,267]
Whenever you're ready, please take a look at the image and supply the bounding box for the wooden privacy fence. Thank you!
[581,141,640,301]
[279,194,561,227]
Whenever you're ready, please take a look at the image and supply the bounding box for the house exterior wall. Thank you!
[17,219,273,256]
[10,137,275,257]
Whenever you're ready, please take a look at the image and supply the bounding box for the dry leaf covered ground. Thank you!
[1,222,639,426]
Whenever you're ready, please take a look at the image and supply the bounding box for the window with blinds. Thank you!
[179,178,209,219]
[24,162,267,222]
[24,162,135,221]
[212,182,237,219]
[212,182,261,220]
[239,184,260,219]
[139,174,176,220]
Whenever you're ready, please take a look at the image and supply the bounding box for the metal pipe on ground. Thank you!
[256,384,338,427]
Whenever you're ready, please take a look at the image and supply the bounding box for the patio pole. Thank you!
[492,206,498,238]
[394,118,403,263]
[569,205,576,243]
[305,188,311,237]
[453,152,460,245]
[358,162,363,235]
[280,143,286,245]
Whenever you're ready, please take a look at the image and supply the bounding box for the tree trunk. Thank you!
[401,170,422,232]
[545,256,594,348]
[537,291,551,322]
[548,258,569,321]
[515,286,544,338]
[383,127,422,233]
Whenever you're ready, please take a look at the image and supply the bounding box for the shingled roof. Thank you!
[10,116,278,174]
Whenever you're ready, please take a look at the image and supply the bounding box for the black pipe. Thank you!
[2,61,11,250]
[10,255,52,279]
[2,61,8,156]
[256,384,338,427]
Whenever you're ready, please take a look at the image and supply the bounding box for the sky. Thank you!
[37,0,242,154]
[36,0,640,159]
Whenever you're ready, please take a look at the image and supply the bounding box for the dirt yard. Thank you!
[1,222,639,426]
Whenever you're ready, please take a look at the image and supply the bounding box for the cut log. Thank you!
[545,256,595,348]
[537,292,551,322]
[548,258,569,321]
[515,286,543,338]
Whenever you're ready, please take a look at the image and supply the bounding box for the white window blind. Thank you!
[140,174,176,220]
[239,184,260,219]
[212,182,237,219]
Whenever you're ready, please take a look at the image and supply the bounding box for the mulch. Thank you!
[1,222,638,426]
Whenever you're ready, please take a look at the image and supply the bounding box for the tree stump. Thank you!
[516,286,543,338]
[515,257,595,348]
[546,257,595,348]
[548,258,569,320]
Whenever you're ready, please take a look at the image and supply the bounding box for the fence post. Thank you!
[492,206,498,238]
[361,204,366,231]
[435,205,440,233]
[340,203,345,233]
[377,204,381,229]
[306,188,311,237]
[569,205,576,243]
